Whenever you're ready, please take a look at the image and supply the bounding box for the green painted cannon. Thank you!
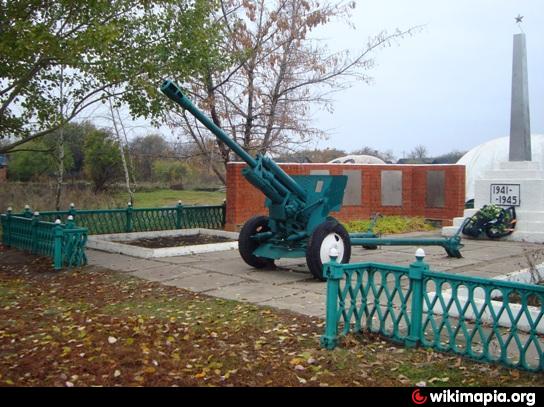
[161,80,351,280]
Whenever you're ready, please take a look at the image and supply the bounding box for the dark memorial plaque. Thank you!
[426,170,445,208]
[381,170,403,206]
[342,170,362,206]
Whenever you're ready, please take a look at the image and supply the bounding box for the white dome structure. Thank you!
[458,134,544,201]
[328,154,386,164]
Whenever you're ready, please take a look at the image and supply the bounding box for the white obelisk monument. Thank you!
[443,17,544,242]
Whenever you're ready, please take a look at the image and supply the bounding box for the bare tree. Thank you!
[408,144,428,160]
[167,0,420,183]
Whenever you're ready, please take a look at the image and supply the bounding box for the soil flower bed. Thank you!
[118,234,235,249]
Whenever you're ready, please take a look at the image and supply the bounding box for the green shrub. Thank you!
[151,160,191,187]
[83,130,123,192]
[344,216,436,235]
[8,140,73,181]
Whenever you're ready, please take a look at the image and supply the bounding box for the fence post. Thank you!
[4,207,12,247]
[31,211,39,254]
[53,219,63,270]
[405,248,428,348]
[69,203,76,221]
[126,202,133,233]
[176,200,183,229]
[221,199,227,228]
[320,248,344,350]
[24,205,32,218]
[66,214,75,229]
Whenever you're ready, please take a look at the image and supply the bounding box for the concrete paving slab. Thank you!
[467,248,525,261]
[459,257,531,276]
[151,256,212,265]
[187,250,245,264]
[241,268,312,285]
[428,258,481,272]
[87,249,165,272]
[286,280,328,295]
[206,282,303,303]
[128,264,202,282]
[162,271,249,293]
[152,250,242,265]
[257,291,326,317]
[455,268,507,279]
[183,257,257,275]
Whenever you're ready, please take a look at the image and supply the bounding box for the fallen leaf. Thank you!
[296,376,307,384]
[290,357,304,366]
[429,377,450,383]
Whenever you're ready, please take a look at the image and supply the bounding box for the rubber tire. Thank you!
[238,215,275,269]
[306,220,351,281]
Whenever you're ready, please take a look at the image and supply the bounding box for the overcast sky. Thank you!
[114,0,543,159]
[308,0,544,158]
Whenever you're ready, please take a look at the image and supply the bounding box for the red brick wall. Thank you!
[225,163,465,231]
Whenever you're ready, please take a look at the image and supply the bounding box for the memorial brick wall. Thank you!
[225,162,465,231]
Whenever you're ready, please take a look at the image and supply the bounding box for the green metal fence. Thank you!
[9,202,226,235]
[1,212,87,270]
[321,252,544,372]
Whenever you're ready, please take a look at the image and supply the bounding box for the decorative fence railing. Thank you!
[321,250,544,372]
[5,202,226,235]
[1,212,88,270]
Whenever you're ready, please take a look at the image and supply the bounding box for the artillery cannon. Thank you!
[161,80,464,278]
[161,80,351,280]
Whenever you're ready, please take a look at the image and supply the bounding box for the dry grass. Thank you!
[0,182,124,212]
[0,183,225,212]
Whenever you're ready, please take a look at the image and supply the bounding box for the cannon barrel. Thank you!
[161,79,307,202]
[160,80,257,168]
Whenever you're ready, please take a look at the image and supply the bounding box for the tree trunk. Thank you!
[109,99,134,204]
[54,128,64,211]
[55,65,65,211]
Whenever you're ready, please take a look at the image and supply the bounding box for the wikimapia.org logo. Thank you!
[411,389,536,406]
[412,389,428,405]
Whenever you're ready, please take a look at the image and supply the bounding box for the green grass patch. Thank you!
[0,279,28,305]
[117,189,226,207]
[395,354,468,386]
[344,216,436,235]
[103,295,276,333]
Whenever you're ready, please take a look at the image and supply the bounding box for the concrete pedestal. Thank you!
[442,161,544,243]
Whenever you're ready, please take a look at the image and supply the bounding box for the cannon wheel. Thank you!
[238,215,275,269]
[306,220,351,281]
